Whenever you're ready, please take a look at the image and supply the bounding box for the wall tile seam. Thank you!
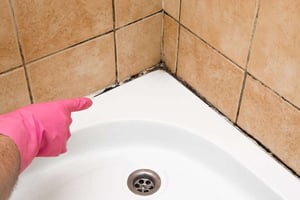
[24,30,113,65]
[246,71,300,111]
[0,65,23,76]
[112,0,118,84]
[174,0,182,75]
[235,0,261,123]
[8,0,33,103]
[115,10,163,31]
[160,9,165,61]
[161,15,166,62]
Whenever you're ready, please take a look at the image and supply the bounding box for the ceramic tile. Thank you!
[27,33,116,103]
[0,68,30,114]
[238,75,300,174]
[115,0,162,27]
[248,0,300,108]
[163,15,178,73]
[117,13,162,81]
[163,0,180,19]
[12,0,113,62]
[177,28,244,120]
[181,0,257,68]
[0,0,22,73]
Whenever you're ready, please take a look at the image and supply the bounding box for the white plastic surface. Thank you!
[11,70,300,200]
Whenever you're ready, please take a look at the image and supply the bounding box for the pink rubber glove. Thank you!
[0,97,92,173]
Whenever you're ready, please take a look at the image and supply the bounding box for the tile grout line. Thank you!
[0,65,23,76]
[25,30,114,65]
[112,0,119,83]
[174,0,182,75]
[115,10,163,31]
[160,0,165,61]
[8,0,33,103]
[160,9,165,61]
[247,71,300,111]
[235,0,261,123]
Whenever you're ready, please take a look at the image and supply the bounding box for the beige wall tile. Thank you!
[163,15,178,73]
[27,33,116,103]
[181,0,257,68]
[248,0,300,108]
[0,68,31,114]
[0,0,22,73]
[163,0,180,19]
[238,75,300,174]
[115,0,162,27]
[117,14,162,81]
[177,28,244,120]
[12,0,113,62]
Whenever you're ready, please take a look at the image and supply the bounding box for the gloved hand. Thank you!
[0,97,92,173]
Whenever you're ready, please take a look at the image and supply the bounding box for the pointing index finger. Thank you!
[61,97,93,112]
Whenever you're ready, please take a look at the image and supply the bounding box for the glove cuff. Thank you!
[0,111,43,172]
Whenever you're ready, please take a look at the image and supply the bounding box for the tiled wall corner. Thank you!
[115,0,162,28]
[166,0,300,175]
[0,0,22,73]
[248,0,300,108]
[181,0,257,68]
[177,28,244,120]
[238,75,300,174]
[27,34,116,103]
[116,13,162,81]
[162,15,178,73]
[11,0,113,62]
[0,68,30,113]
[163,0,180,20]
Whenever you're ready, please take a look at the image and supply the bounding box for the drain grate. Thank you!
[127,169,161,196]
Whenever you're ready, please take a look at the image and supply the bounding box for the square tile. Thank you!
[27,33,116,102]
[115,0,162,27]
[0,68,31,114]
[163,15,178,73]
[12,0,113,62]
[238,75,300,174]
[181,0,257,68]
[0,0,22,73]
[248,0,300,108]
[116,13,162,81]
[177,28,244,120]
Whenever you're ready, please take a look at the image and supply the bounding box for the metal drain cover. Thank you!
[127,169,161,196]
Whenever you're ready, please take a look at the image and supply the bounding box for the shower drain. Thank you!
[127,169,161,196]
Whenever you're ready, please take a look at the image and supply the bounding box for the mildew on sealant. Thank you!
[162,63,300,179]
[91,61,300,179]
[92,62,163,98]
